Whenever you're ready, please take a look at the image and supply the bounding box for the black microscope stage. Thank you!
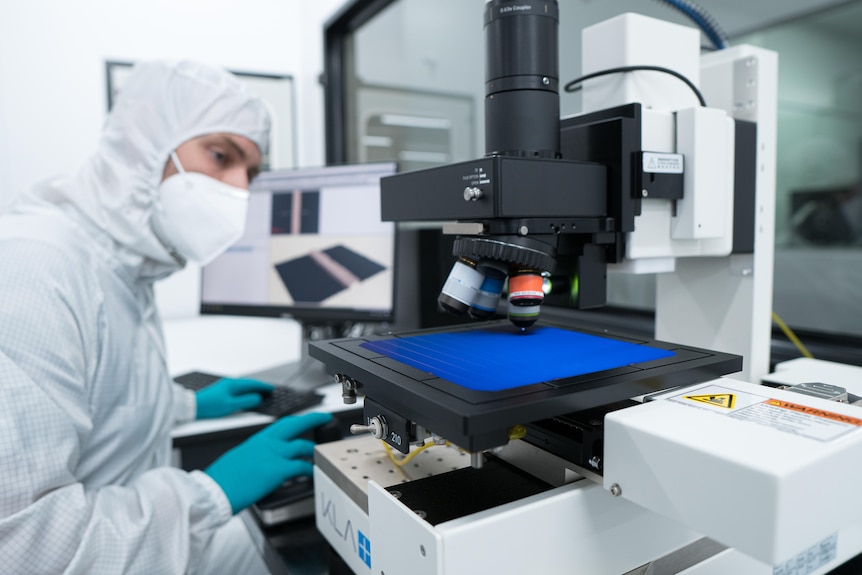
[309,320,741,453]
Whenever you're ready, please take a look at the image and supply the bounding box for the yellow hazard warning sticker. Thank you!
[667,383,862,442]
[683,393,736,409]
[669,384,763,412]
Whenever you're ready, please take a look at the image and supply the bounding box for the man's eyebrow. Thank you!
[221,135,262,181]
[222,135,247,160]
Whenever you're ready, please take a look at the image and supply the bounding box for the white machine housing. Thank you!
[580,13,777,385]
[605,378,862,566]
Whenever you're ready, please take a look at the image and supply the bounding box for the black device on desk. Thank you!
[173,371,325,418]
[253,475,316,526]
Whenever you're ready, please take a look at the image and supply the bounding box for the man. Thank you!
[0,60,330,574]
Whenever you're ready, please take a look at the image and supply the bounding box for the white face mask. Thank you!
[152,152,250,266]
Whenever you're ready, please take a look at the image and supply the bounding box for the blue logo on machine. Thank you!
[321,489,372,569]
[358,530,371,567]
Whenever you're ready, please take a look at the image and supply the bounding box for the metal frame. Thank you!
[323,0,397,164]
[309,319,741,453]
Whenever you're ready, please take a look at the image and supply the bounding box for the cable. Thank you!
[772,311,814,359]
[652,0,729,50]
[382,439,441,468]
[563,65,707,107]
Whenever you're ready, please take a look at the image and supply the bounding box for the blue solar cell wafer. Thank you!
[360,325,675,392]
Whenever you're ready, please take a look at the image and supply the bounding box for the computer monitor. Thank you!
[789,185,862,245]
[200,162,398,333]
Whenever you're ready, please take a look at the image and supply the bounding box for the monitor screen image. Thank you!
[200,162,398,323]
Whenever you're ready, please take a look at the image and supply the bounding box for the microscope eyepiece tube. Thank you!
[484,0,560,158]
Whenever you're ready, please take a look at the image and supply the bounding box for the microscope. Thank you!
[309,2,862,573]
[313,0,746,461]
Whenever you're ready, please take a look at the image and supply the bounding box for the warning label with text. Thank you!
[669,384,862,442]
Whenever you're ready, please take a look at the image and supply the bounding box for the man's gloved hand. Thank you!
[204,412,333,514]
[195,377,275,419]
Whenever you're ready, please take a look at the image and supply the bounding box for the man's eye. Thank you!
[210,149,227,164]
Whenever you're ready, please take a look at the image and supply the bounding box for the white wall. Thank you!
[0,0,345,209]
[0,0,347,318]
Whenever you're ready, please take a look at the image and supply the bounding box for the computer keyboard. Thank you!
[173,371,325,418]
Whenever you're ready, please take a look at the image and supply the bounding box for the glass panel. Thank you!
[349,0,484,167]
[737,1,862,338]
[356,85,474,172]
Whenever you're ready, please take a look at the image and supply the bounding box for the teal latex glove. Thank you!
[195,377,275,419]
[204,411,333,514]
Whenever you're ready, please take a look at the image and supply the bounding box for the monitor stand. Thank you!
[244,320,390,391]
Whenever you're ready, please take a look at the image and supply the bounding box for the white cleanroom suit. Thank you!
[0,60,271,574]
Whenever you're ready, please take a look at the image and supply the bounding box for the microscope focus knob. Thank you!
[463,187,484,201]
[349,415,388,440]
